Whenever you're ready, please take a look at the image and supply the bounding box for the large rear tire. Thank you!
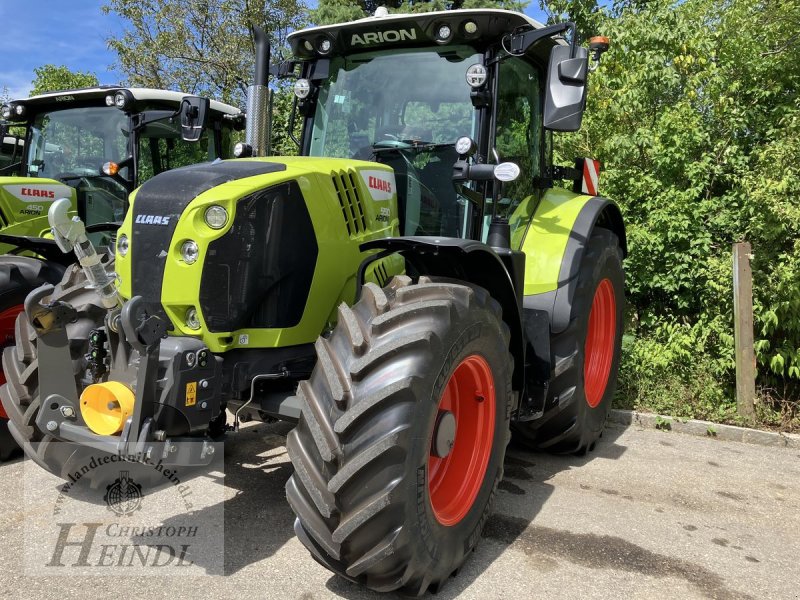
[286,276,513,595]
[513,228,624,454]
[0,262,111,481]
[0,257,65,461]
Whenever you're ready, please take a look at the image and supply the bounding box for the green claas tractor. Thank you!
[1,8,625,593]
[0,87,243,458]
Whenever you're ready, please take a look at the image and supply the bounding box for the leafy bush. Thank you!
[549,0,800,425]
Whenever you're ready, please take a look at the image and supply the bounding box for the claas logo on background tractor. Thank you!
[21,188,55,199]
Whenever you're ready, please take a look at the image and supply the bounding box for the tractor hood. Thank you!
[115,157,400,352]
[0,177,77,247]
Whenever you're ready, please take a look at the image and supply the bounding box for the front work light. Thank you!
[466,64,488,88]
[234,142,253,158]
[294,79,311,99]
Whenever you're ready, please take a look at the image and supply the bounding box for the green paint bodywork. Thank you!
[515,187,593,296]
[0,176,77,253]
[116,156,402,353]
[117,155,596,353]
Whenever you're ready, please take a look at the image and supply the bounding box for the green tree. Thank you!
[312,0,529,26]
[103,0,307,105]
[30,65,99,96]
[104,0,308,154]
[550,0,800,419]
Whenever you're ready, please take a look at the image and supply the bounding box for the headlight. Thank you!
[13,104,25,117]
[1,105,11,119]
[117,234,129,257]
[105,94,115,106]
[181,240,199,264]
[318,38,332,54]
[294,79,311,99]
[186,308,201,330]
[204,205,228,229]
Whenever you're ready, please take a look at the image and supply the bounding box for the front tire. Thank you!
[0,262,110,480]
[513,228,624,454]
[0,257,65,461]
[286,276,513,595]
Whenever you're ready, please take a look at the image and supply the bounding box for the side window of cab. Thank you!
[494,58,543,244]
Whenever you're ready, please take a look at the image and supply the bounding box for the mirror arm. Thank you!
[509,21,577,59]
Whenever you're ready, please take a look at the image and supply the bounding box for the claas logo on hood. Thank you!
[135,214,171,226]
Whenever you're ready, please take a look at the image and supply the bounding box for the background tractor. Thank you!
[0,8,625,594]
[0,87,243,458]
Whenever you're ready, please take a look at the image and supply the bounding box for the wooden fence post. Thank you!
[733,242,757,422]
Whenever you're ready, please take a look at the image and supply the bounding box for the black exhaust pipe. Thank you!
[246,26,271,156]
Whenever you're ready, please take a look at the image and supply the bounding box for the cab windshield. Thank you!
[309,46,481,237]
[26,106,130,180]
[309,46,479,157]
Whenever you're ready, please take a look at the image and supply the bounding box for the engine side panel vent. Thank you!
[332,170,367,236]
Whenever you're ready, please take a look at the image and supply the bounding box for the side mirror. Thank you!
[544,45,589,132]
[180,96,210,142]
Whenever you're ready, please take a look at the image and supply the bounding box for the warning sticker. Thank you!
[186,382,197,406]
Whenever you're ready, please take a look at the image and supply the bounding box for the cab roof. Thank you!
[289,8,558,59]
[7,87,241,116]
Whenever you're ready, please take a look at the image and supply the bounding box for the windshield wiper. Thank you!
[371,141,455,155]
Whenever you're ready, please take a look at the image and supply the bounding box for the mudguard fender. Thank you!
[360,236,525,391]
[523,194,626,333]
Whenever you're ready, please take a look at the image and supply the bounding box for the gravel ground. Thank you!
[0,420,797,599]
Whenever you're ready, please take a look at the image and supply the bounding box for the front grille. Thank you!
[332,170,367,236]
[130,160,287,326]
[199,180,318,333]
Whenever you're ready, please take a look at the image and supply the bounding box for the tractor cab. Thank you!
[0,88,243,249]
[285,9,594,244]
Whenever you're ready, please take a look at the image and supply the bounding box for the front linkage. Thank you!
[32,199,220,466]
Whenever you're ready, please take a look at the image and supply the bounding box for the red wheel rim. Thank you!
[0,304,23,418]
[584,278,616,408]
[428,354,495,526]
